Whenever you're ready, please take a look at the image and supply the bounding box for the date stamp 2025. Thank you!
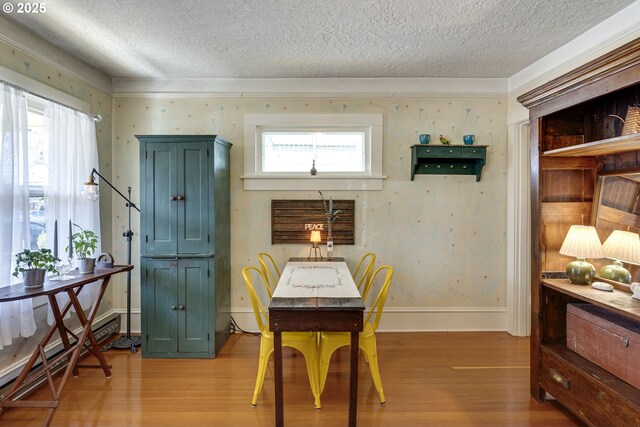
[3,2,47,14]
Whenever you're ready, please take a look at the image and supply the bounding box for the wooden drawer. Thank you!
[415,146,462,157]
[461,146,486,158]
[567,303,640,389]
[540,346,640,427]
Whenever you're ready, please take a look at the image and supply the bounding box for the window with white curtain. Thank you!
[27,98,47,250]
[0,75,100,349]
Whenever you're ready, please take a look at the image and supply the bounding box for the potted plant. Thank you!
[319,191,342,260]
[13,248,60,288]
[68,224,99,274]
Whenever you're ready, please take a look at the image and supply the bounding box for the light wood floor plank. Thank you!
[3,332,584,427]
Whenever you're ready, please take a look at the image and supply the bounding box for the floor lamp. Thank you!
[83,168,142,352]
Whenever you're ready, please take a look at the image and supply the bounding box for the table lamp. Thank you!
[309,230,322,260]
[599,230,640,284]
[559,225,605,285]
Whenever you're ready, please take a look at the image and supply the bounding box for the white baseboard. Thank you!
[112,308,142,334]
[119,306,509,338]
[230,306,508,334]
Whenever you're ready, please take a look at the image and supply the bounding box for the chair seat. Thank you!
[318,322,375,342]
[261,327,317,342]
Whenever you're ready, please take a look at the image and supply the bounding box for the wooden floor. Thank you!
[3,332,584,427]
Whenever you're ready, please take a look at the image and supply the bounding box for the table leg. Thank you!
[66,286,112,377]
[349,331,359,427]
[274,330,284,427]
[48,294,80,378]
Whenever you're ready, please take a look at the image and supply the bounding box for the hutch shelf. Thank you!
[543,132,640,157]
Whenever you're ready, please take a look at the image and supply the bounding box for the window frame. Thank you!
[243,114,385,190]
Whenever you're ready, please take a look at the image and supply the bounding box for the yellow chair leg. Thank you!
[362,339,385,404]
[301,343,322,409]
[251,342,273,406]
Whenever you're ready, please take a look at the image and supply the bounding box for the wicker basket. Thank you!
[617,105,640,136]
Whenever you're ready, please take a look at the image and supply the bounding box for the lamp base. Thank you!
[566,258,596,285]
[103,335,142,353]
[599,260,631,284]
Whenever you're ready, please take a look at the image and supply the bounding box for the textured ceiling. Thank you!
[5,0,636,79]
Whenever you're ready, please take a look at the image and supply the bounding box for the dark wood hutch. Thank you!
[518,38,640,426]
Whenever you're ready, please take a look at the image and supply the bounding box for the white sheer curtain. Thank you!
[0,82,36,350]
[44,103,101,323]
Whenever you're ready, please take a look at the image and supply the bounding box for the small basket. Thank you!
[621,106,640,136]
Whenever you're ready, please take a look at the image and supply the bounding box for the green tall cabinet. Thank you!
[137,135,232,358]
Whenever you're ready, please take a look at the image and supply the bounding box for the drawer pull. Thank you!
[623,336,630,347]
[450,165,454,169]
[426,149,431,153]
[437,165,441,169]
[550,368,570,389]
[463,165,467,169]
[449,150,453,153]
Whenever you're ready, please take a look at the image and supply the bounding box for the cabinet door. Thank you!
[178,259,210,353]
[143,143,178,254]
[177,143,210,254]
[144,259,179,354]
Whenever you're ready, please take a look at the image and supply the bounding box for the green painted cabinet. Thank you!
[137,135,232,358]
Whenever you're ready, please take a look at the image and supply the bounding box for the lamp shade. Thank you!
[559,225,605,259]
[310,230,321,243]
[603,230,640,265]
[82,174,99,202]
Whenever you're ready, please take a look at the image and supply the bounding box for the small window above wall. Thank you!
[243,114,385,190]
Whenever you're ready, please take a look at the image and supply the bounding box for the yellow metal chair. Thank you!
[352,252,376,299]
[242,266,322,409]
[318,265,393,405]
[258,252,281,298]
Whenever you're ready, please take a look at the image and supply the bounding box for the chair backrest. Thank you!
[242,266,270,331]
[258,252,281,297]
[364,266,394,331]
[353,252,376,297]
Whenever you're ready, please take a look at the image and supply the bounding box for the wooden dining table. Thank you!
[0,265,133,427]
[268,257,364,427]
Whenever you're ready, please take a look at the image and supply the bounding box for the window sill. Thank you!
[241,175,386,191]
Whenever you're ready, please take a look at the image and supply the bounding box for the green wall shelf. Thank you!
[410,144,487,182]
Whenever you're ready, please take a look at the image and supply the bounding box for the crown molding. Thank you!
[112,77,507,97]
[0,15,112,94]
[508,2,640,97]
[516,37,640,112]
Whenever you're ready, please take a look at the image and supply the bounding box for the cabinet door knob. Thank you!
[177,195,185,201]
[178,304,185,310]
[171,305,177,310]
[170,196,177,201]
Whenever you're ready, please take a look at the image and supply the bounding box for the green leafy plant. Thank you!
[12,249,60,277]
[68,224,99,259]
[318,191,342,227]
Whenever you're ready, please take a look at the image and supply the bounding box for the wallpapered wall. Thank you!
[0,41,114,377]
[113,96,508,327]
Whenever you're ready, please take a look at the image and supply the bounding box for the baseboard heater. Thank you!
[0,313,120,401]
